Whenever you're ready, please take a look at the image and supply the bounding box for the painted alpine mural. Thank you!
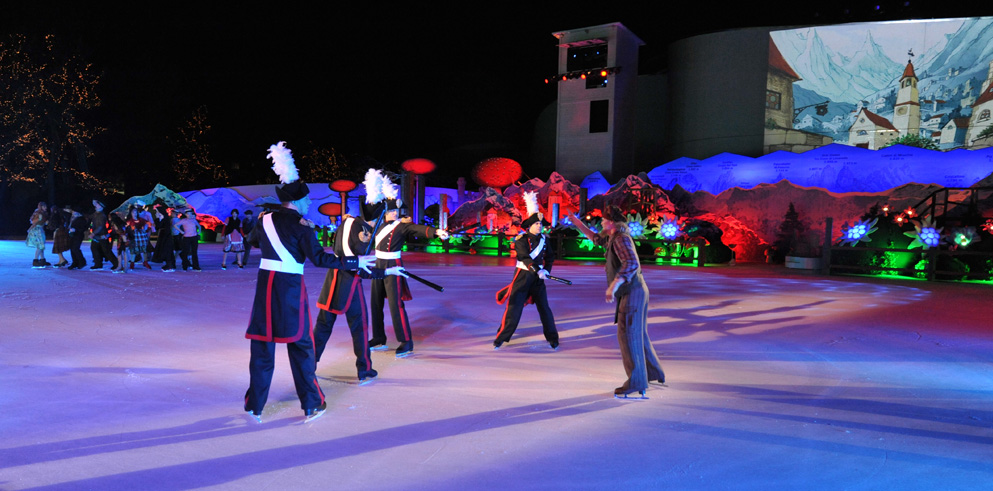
[765,16,993,154]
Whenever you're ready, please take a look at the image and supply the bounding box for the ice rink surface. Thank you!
[1,240,990,490]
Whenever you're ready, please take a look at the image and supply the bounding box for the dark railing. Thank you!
[822,216,993,282]
[413,232,710,267]
[910,186,993,227]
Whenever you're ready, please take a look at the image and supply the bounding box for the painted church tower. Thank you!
[893,60,921,137]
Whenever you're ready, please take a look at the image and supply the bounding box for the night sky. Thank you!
[3,2,965,191]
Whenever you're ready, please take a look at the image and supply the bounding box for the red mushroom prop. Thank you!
[472,157,522,189]
[317,202,342,216]
[401,158,436,175]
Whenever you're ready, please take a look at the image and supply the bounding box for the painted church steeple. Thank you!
[893,58,920,137]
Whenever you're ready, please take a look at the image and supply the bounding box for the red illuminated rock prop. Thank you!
[472,157,522,188]
[449,187,523,232]
[503,172,583,218]
[587,173,676,219]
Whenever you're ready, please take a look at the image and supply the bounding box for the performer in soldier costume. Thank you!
[244,142,391,423]
[494,191,559,350]
[314,212,397,383]
[365,169,448,357]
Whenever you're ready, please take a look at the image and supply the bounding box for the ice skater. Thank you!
[365,169,448,357]
[494,191,559,350]
[314,213,403,384]
[243,142,394,423]
[571,206,664,399]
[26,202,50,268]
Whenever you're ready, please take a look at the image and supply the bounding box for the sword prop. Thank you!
[445,222,482,236]
[402,269,445,292]
[363,207,386,255]
[545,275,572,285]
[528,265,572,285]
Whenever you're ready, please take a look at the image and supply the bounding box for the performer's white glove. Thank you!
[358,255,376,274]
[436,230,450,240]
[537,269,549,280]
[386,266,408,277]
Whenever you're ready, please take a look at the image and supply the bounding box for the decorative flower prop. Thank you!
[905,216,942,250]
[447,234,465,245]
[903,207,917,218]
[894,213,909,226]
[625,212,657,239]
[947,227,980,249]
[880,203,891,216]
[656,215,682,241]
[576,217,601,251]
[982,218,993,234]
[839,217,878,246]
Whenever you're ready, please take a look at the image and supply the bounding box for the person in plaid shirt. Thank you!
[571,205,665,399]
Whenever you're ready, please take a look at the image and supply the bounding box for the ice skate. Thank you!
[395,342,414,358]
[304,402,327,423]
[358,369,378,385]
[614,387,648,400]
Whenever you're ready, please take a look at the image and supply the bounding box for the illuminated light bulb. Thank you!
[581,73,586,79]
[562,75,567,81]
[601,70,607,76]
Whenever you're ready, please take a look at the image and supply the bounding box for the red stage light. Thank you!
[601,70,607,76]
[562,75,567,81]
[581,73,586,79]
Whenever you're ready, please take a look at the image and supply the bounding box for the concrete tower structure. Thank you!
[552,23,643,183]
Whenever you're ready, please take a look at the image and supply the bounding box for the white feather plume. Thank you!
[382,176,399,201]
[364,169,385,204]
[523,191,539,217]
[267,141,298,184]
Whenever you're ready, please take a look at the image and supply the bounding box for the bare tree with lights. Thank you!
[169,105,228,190]
[299,143,350,183]
[0,33,106,219]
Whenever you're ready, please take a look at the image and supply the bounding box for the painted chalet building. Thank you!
[848,108,899,149]
[966,60,993,148]
[939,117,970,149]
[764,36,833,153]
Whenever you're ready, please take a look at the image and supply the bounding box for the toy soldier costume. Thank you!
[243,142,380,423]
[314,214,385,383]
[494,191,559,350]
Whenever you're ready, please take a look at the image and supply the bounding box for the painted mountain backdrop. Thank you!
[770,17,993,143]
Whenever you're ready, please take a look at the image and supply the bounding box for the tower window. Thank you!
[567,44,608,72]
[766,90,781,110]
[590,100,608,133]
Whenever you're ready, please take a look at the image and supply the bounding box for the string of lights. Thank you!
[544,66,622,84]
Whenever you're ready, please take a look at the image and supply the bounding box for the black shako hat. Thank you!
[276,180,310,202]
